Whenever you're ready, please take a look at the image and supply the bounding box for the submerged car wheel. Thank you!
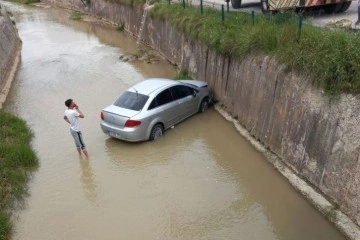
[198,98,209,113]
[149,124,164,141]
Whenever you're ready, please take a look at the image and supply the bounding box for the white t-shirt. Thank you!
[64,109,81,132]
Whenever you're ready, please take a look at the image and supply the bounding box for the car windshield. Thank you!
[113,91,149,111]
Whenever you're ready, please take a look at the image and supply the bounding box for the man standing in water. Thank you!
[64,99,89,158]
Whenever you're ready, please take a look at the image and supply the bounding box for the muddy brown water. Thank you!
[2,2,346,240]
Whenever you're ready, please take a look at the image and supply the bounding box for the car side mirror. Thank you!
[192,90,197,97]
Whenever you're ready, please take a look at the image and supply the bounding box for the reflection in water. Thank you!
[103,133,279,240]
[103,115,217,169]
[79,158,97,203]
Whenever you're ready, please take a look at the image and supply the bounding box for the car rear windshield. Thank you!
[113,91,149,111]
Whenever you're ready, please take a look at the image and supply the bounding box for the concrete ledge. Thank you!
[0,4,22,109]
[0,40,21,109]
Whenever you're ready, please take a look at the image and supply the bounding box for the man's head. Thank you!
[65,99,73,108]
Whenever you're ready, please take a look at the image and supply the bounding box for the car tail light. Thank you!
[100,112,104,120]
[125,119,141,127]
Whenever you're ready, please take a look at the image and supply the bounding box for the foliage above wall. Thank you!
[7,0,40,4]
[150,2,360,94]
[104,0,146,7]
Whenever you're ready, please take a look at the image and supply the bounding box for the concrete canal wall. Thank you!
[0,4,22,109]
[40,0,360,233]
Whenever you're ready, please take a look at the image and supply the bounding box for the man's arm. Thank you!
[64,116,70,124]
[75,105,85,118]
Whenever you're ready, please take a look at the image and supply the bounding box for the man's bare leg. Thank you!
[83,149,89,158]
[77,148,82,156]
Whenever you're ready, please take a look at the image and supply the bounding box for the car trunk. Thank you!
[102,105,140,128]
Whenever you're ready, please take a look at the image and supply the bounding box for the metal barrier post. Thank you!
[221,5,224,22]
[224,0,230,12]
[297,14,303,42]
[201,0,203,14]
[252,10,254,25]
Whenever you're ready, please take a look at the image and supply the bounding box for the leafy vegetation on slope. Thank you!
[148,3,360,94]
[0,110,38,240]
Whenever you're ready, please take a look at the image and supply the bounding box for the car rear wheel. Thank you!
[149,124,164,141]
[198,98,209,113]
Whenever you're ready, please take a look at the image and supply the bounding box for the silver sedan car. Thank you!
[100,78,212,142]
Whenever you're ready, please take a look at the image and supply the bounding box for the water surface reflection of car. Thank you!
[100,78,212,142]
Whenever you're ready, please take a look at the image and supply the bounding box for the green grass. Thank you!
[116,21,125,31]
[104,0,146,7]
[149,3,360,94]
[7,0,40,4]
[69,11,83,21]
[174,69,192,80]
[23,0,39,4]
[0,110,38,240]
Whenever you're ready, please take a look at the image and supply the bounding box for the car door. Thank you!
[148,88,179,129]
[170,85,199,121]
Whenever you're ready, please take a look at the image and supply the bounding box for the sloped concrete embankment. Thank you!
[0,4,22,109]
[41,0,360,235]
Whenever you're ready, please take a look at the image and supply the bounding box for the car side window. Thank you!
[171,85,194,100]
[148,98,158,110]
[148,89,173,110]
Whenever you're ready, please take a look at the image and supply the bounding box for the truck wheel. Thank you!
[231,0,241,9]
[337,1,351,13]
[323,3,343,14]
[261,0,269,13]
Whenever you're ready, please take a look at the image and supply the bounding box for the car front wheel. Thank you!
[149,124,164,141]
[198,98,209,113]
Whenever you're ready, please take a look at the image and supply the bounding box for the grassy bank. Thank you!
[149,3,360,94]
[174,69,192,80]
[7,0,40,4]
[0,110,38,240]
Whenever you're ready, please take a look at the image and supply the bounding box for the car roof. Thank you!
[128,78,179,96]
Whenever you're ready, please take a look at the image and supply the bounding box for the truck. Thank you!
[230,0,352,14]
